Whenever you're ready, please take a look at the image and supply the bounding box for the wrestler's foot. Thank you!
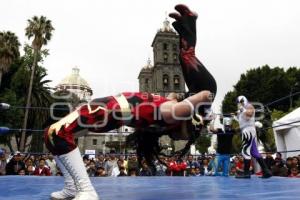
[59,148,99,200]
[51,190,75,200]
[51,156,77,200]
[72,191,99,200]
[257,157,272,179]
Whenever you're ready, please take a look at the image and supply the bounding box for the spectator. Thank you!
[117,167,127,177]
[95,167,107,177]
[128,169,137,176]
[186,155,199,176]
[6,151,25,175]
[111,160,127,177]
[18,168,26,176]
[265,153,275,170]
[119,155,128,170]
[194,167,202,176]
[230,166,237,176]
[154,157,167,176]
[286,157,293,175]
[25,159,35,170]
[46,154,57,175]
[234,156,244,176]
[0,149,7,175]
[288,167,300,178]
[168,156,187,176]
[139,162,152,176]
[56,171,63,176]
[87,160,97,177]
[26,165,35,175]
[207,155,217,176]
[33,158,51,176]
[127,155,139,174]
[83,155,90,168]
[292,157,299,170]
[104,154,118,176]
[271,159,288,177]
[95,155,105,169]
[200,158,212,176]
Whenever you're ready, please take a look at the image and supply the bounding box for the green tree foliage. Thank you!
[0,44,53,152]
[223,65,300,113]
[195,134,211,154]
[0,31,20,87]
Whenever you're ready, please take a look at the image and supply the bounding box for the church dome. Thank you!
[142,58,153,70]
[55,67,93,101]
[59,67,90,88]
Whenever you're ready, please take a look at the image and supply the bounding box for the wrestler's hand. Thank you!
[169,4,198,49]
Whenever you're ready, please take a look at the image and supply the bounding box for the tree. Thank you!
[1,44,52,151]
[20,16,54,152]
[0,31,20,87]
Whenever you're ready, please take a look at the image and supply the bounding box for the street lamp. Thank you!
[290,82,299,109]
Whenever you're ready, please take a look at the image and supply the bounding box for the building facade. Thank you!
[138,18,185,97]
[138,18,187,152]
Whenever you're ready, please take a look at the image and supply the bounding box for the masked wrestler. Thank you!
[235,95,272,179]
[46,4,217,200]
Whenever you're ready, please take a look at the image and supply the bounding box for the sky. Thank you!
[1,0,300,111]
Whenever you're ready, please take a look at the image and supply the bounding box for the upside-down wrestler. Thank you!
[45,4,217,200]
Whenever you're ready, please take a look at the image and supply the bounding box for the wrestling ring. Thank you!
[0,176,299,200]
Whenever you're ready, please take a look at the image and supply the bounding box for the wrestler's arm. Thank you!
[160,90,211,124]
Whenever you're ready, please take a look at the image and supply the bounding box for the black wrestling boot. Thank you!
[236,159,251,179]
[257,157,272,178]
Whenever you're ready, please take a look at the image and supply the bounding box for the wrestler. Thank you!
[45,4,217,200]
[235,96,272,179]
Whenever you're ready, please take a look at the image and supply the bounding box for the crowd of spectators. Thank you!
[0,148,300,178]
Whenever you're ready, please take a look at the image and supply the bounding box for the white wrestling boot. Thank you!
[59,148,99,200]
[51,156,76,200]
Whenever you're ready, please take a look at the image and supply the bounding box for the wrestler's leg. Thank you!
[50,156,77,199]
[45,104,102,200]
[250,137,272,178]
[169,4,217,96]
[236,130,252,178]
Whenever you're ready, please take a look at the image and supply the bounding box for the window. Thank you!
[163,74,169,87]
[173,44,177,51]
[92,139,97,146]
[163,43,168,50]
[174,75,180,90]
[163,53,168,63]
[173,53,177,62]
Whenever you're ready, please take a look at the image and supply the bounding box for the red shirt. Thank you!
[33,166,51,176]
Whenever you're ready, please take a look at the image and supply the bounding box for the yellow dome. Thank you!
[58,67,91,88]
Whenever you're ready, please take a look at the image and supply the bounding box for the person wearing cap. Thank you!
[0,149,7,175]
[209,117,235,177]
[5,151,25,175]
[235,96,272,178]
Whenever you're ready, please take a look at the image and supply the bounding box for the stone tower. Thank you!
[138,18,185,96]
[138,17,187,153]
